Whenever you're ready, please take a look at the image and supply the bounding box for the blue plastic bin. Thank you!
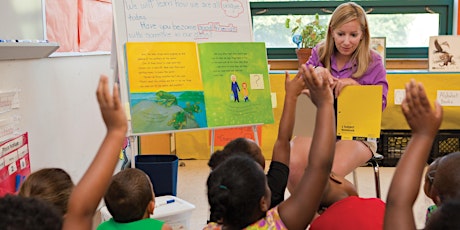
[135,155,178,196]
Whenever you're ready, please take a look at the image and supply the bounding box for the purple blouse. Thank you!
[306,45,388,110]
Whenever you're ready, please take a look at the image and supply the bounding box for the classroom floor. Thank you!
[175,159,433,230]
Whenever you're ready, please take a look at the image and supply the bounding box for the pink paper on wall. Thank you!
[78,0,113,52]
[0,133,31,197]
[46,0,79,52]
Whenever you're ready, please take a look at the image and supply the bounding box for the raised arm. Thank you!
[271,70,306,165]
[384,80,443,230]
[278,64,336,230]
[63,75,128,230]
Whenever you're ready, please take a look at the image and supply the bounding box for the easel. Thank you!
[112,0,262,167]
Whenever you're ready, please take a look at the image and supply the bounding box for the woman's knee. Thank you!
[332,140,372,176]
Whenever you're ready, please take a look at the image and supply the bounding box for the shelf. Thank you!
[0,42,60,60]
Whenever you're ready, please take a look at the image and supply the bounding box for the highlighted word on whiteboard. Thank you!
[437,90,460,106]
[394,89,405,105]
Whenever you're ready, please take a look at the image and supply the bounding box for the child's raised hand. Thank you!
[300,64,333,107]
[284,70,306,99]
[401,79,442,137]
[96,75,128,134]
[313,66,335,88]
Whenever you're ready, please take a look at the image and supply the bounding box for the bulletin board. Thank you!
[111,0,274,137]
[0,133,31,196]
[382,72,460,130]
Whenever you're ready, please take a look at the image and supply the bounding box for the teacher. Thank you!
[288,2,388,192]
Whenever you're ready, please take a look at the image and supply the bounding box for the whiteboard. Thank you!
[112,0,253,43]
[0,0,45,40]
[112,0,256,135]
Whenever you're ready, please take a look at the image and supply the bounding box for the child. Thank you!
[204,64,336,229]
[423,158,440,223]
[424,199,460,229]
[242,82,249,102]
[207,67,306,216]
[309,173,385,229]
[383,80,443,230]
[407,152,460,230]
[208,138,265,171]
[0,194,62,230]
[97,168,172,229]
[424,151,460,228]
[63,75,128,230]
[18,168,75,216]
[430,151,460,205]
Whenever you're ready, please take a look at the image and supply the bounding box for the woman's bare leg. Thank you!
[287,138,372,192]
[332,140,372,177]
[287,136,312,192]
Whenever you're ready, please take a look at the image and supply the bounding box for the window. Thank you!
[249,0,454,59]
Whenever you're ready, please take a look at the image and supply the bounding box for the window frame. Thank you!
[250,0,454,59]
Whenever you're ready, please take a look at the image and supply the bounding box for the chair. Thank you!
[352,153,384,198]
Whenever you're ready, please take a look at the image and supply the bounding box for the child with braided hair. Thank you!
[204,64,336,229]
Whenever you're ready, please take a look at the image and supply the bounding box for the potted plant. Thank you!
[285,13,327,66]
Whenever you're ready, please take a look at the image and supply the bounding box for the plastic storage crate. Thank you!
[379,131,413,167]
[135,155,178,196]
[379,130,460,166]
[430,131,460,163]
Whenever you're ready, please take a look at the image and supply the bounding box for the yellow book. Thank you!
[336,85,382,140]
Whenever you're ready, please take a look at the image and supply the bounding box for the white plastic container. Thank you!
[152,195,196,230]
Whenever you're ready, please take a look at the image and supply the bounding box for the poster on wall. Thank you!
[429,35,460,72]
[0,132,31,196]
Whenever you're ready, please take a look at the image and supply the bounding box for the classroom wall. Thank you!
[0,54,114,183]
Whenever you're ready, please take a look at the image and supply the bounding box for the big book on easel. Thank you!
[125,41,274,134]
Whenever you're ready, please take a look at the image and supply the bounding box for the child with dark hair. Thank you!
[423,158,440,223]
[207,154,268,228]
[207,68,307,217]
[0,75,128,230]
[383,80,443,230]
[425,199,460,230]
[97,168,172,229]
[204,64,336,229]
[19,168,75,216]
[0,194,62,230]
[422,151,460,227]
[208,138,265,170]
[431,151,460,203]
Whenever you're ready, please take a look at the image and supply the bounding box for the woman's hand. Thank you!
[331,77,359,98]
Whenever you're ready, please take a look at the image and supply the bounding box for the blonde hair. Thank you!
[319,2,371,78]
